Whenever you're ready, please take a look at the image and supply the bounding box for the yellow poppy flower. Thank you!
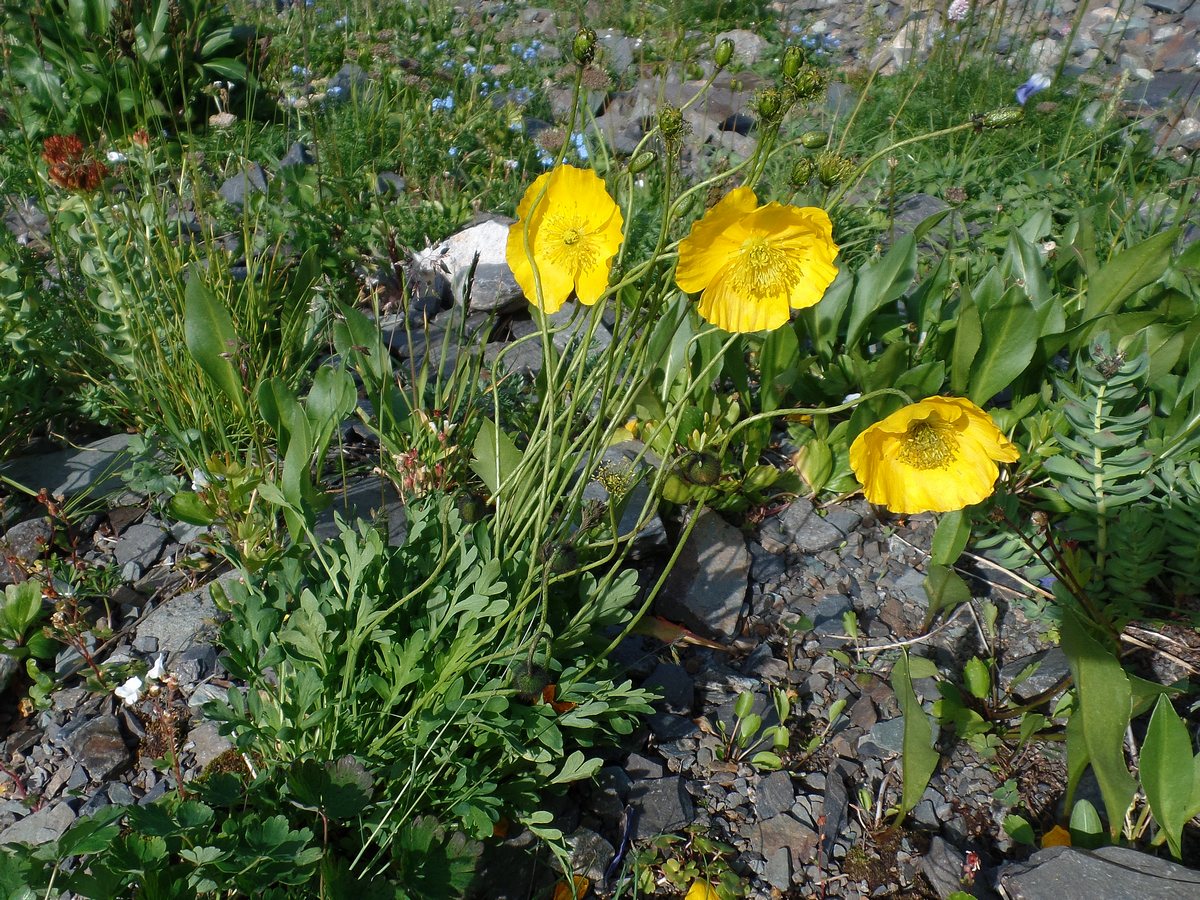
[849,396,1019,514]
[684,881,721,900]
[675,186,839,333]
[506,164,624,314]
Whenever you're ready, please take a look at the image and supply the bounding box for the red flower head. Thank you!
[41,135,108,192]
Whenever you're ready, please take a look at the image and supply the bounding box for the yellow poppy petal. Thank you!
[676,187,758,294]
[696,266,788,333]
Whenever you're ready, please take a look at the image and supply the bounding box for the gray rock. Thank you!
[755,770,795,820]
[412,217,524,314]
[0,802,76,846]
[625,752,665,779]
[1000,647,1069,703]
[374,172,408,196]
[920,836,968,899]
[760,499,853,554]
[107,782,135,806]
[820,763,851,860]
[764,846,793,891]
[3,195,49,246]
[329,63,369,97]
[567,827,614,884]
[279,141,315,168]
[187,720,233,769]
[0,434,135,498]
[714,29,769,65]
[644,663,694,715]
[315,476,406,546]
[0,517,51,583]
[0,654,19,693]
[218,164,268,206]
[65,716,131,781]
[135,578,227,653]
[597,28,637,73]
[997,845,1200,899]
[630,776,694,837]
[1145,0,1192,13]
[173,644,218,683]
[658,508,749,641]
[749,814,817,869]
[114,523,168,571]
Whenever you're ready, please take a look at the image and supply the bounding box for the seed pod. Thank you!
[800,130,829,149]
[789,156,815,187]
[982,106,1024,128]
[572,27,597,67]
[816,150,855,187]
[754,88,783,124]
[714,38,734,69]
[790,65,828,102]
[628,151,657,174]
[782,45,803,80]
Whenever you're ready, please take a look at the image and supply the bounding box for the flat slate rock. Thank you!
[0,801,76,847]
[629,775,694,838]
[135,577,229,653]
[658,508,749,641]
[997,845,1200,899]
[0,434,135,498]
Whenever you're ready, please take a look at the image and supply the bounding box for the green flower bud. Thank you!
[714,38,734,70]
[789,156,815,187]
[455,491,487,523]
[981,106,1024,128]
[800,130,829,149]
[628,150,657,174]
[754,88,784,124]
[782,46,804,80]
[573,27,597,67]
[658,104,690,151]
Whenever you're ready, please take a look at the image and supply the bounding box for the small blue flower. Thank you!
[442,59,455,70]
[448,146,459,157]
[513,87,532,105]
[522,47,537,62]
[462,62,477,76]
[510,43,522,55]
[538,151,554,168]
[571,131,588,160]
[327,85,344,98]
[333,15,348,28]
[436,40,449,51]
[431,94,455,111]
[290,64,311,77]
[509,119,524,132]
[1016,73,1051,106]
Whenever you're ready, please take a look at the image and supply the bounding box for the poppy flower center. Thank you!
[545,214,598,269]
[729,236,801,300]
[899,419,957,470]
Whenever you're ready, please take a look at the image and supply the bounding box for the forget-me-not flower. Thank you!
[1016,73,1051,106]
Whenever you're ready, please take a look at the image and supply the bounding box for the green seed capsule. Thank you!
[789,156,815,186]
[573,28,597,67]
[782,46,803,80]
[790,65,828,102]
[455,492,487,523]
[513,665,551,705]
[754,88,783,124]
[714,38,734,69]
[982,106,1024,128]
[628,151,657,174]
[800,130,829,149]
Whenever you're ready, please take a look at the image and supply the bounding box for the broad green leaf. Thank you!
[470,419,524,498]
[891,652,939,819]
[1003,814,1035,845]
[758,326,800,413]
[183,275,245,414]
[1082,228,1179,322]
[923,564,972,628]
[846,236,917,349]
[949,287,981,395]
[1061,613,1135,837]
[963,657,991,700]
[1140,695,1194,858]
[905,656,940,680]
[166,491,213,527]
[808,268,853,359]
[930,510,970,566]
[1068,798,1104,849]
[969,292,1039,404]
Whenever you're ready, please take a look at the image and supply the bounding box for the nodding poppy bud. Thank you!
[981,106,1024,128]
[513,664,551,705]
[455,492,487,522]
[628,151,657,174]
[573,28,597,67]
[714,38,734,70]
[782,45,803,80]
[800,130,829,149]
[681,451,722,486]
